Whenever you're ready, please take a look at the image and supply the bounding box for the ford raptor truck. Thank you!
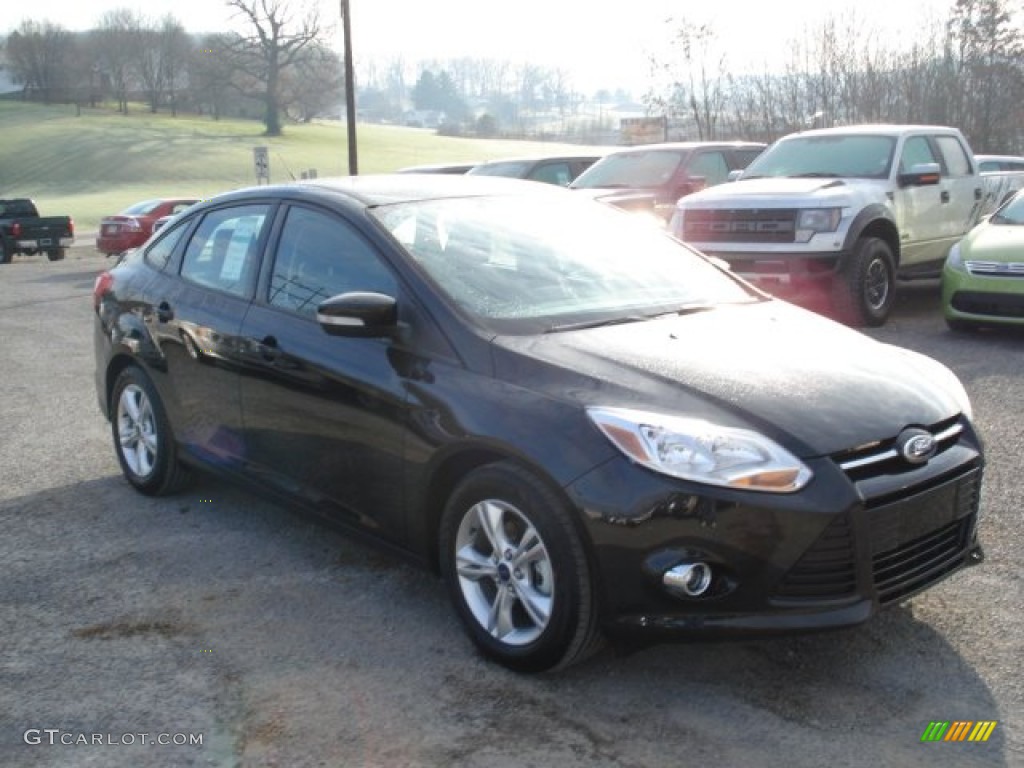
[670,125,1021,326]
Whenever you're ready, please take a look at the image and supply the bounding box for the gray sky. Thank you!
[7,0,958,93]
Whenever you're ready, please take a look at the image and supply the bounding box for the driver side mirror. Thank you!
[316,292,398,338]
[897,162,942,188]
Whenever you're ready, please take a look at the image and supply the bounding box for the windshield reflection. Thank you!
[371,195,759,334]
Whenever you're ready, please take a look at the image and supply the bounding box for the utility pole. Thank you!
[341,0,358,175]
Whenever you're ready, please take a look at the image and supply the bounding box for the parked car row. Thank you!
[93,174,986,672]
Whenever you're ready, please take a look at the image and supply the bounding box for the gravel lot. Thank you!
[1,243,1021,768]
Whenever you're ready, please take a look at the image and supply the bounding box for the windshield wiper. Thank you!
[790,172,840,178]
[545,304,717,333]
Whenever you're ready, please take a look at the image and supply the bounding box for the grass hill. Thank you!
[0,100,602,232]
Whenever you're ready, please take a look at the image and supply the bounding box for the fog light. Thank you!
[663,561,713,597]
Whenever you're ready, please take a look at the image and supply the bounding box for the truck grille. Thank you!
[683,209,797,243]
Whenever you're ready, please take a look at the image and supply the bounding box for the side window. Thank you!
[269,206,396,315]
[529,162,573,186]
[899,137,939,173]
[734,148,764,168]
[180,204,269,297]
[686,152,730,186]
[144,219,189,270]
[934,135,972,177]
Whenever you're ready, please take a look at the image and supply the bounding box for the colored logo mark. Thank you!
[921,721,997,743]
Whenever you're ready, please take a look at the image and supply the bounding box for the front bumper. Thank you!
[567,419,984,640]
[943,266,1024,326]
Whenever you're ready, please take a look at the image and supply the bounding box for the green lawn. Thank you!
[0,100,599,232]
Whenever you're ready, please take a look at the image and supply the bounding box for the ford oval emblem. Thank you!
[897,428,937,465]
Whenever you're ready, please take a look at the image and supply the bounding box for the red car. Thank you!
[96,198,199,256]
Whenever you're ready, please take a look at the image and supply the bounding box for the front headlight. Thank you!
[945,241,965,272]
[795,207,842,242]
[587,407,813,493]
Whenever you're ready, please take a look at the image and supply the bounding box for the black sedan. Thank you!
[93,175,984,672]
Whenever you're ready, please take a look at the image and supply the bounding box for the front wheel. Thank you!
[110,366,190,495]
[831,236,896,327]
[439,462,601,672]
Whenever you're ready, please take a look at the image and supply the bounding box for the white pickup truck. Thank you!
[670,124,1023,325]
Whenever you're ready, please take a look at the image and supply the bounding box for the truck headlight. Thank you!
[588,407,812,493]
[795,208,842,242]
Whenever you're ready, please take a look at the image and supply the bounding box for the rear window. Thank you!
[0,200,38,217]
[572,150,688,189]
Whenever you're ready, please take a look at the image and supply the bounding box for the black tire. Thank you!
[0,239,13,265]
[110,366,190,495]
[46,248,66,261]
[831,236,896,327]
[439,461,601,673]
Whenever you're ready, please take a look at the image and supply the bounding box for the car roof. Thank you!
[471,154,604,166]
[207,174,572,209]
[602,141,766,155]
[785,124,961,139]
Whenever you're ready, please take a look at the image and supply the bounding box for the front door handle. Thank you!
[156,301,174,323]
[974,187,983,200]
[940,190,950,204]
[258,335,281,362]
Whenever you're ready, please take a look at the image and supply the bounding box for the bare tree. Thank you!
[281,43,344,122]
[92,9,144,114]
[224,0,323,136]
[4,20,75,104]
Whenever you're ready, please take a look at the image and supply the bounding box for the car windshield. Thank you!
[742,135,895,179]
[371,194,759,334]
[990,193,1024,225]
[571,150,687,189]
[467,161,533,178]
[121,199,164,216]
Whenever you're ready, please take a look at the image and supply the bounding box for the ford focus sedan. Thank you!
[943,189,1024,331]
[93,176,984,672]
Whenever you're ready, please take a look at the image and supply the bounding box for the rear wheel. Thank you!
[0,239,13,264]
[110,366,190,495]
[831,236,896,327]
[439,462,601,672]
[46,248,66,261]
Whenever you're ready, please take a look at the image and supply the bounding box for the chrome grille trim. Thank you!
[966,260,1024,277]
[838,422,963,472]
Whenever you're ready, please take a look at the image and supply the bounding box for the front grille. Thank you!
[951,290,1024,318]
[965,260,1024,277]
[683,209,797,243]
[773,419,981,606]
[774,516,856,600]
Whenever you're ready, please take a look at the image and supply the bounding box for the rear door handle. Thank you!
[940,190,950,204]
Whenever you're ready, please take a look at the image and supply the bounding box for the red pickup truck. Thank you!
[0,198,75,264]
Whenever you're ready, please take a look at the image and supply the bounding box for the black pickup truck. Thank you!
[0,199,75,264]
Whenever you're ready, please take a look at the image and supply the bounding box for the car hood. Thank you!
[494,301,966,457]
[680,177,874,209]
[962,221,1024,261]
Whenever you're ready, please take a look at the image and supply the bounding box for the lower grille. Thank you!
[774,516,856,600]
[951,290,1024,318]
[869,469,981,604]
[773,469,981,605]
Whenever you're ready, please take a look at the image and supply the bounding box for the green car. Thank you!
[943,191,1024,331]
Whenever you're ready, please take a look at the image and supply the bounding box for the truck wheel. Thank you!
[46,248,66,262]
[0,243,12,265]
[831,236,895,327]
